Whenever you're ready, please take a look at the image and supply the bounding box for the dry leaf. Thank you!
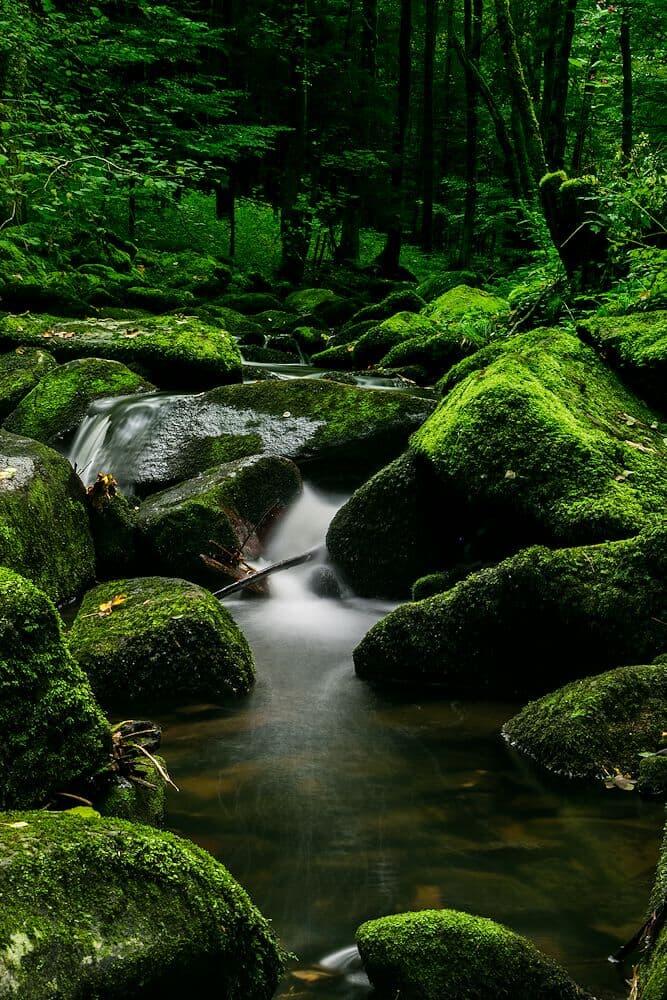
[626,441,655,454]
[98,594,128,617]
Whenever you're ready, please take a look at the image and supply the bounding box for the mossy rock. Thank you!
[0,313,243,390]
[241,344,300,364]
[216,291,283,314]
[88,490,140,578]
[311,342,357,369]
[0,568,110,810]
[0,347,56,420]
[293,325,328,354]
[0,430,94,603]
[638,818,667,999]
[328,319,376,347]
[255,310,302,335]
[422,284,509,325]
[416,270,481,302]
[354,523,667,695]
[97,757,166,826]
[0,810,284,998]
[356,910,588,1000]
[4,358,153,445]
[285,287,337,314]
[135,249,231,298]
[502,663,667,780]
[69,576,255,705]
[347,289,425,328]
[578,311,667,412]
[266,333,301,357]
[353,312,443,368]
[379,325,485,381]
[137,455,302,578]
[197,305,265,342]
[638,754,667,798]
[125,285,195,312]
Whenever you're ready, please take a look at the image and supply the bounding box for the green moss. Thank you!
[312,341,357,369]
[0,348,57,420]
[255,310,301,335]
[97,757,166,826]
[242,343,300,363]
[216,291,283,314]
[196,305,265,341]
[0,313,243,390]
[0,810,284,998]
[353,312,442,368]
[417,270,481,302]
[284,287,337,314]
[422,284,509,324]
[69,576,254,705]
[413,327,667,547]
[356,910,587,1000]
[578,311,667,411]
[380,325,485,381]
[135,249,231,298]
[293,325,328,354]
[502,663,667,780]
[0,568,110,810]
[347,288,425,327]
[88,490,139,579]
[125,285,195,312]
[354,523,667,694]
[638,755,667,798]
[0,430,94,603]
[138,455,302,578]
[639,819,667,999]
[4,358,153,444]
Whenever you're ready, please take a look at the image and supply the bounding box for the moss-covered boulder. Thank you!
[293,325,328,354]
[356,910,588,1000]
[200,305,265,342]
[502,663,667,780]
[311,341,357,369]
[347,288,425,328]
[70,576,254,705]
[88,490,140,578]
[0,568,110,810]
[638,754,667,798]
[217,291,283,314]
[578,311,667,412]
[380,325,485,381]
[0,347,56,420]
[422,284,509,326]
[4,358,153,445]
[137,455,302,577]
[0,430,94,602]
[283,287,353,324]
[354,523,667,695]
[638,818,667,999]
[97,758,166,826]
[0,313,243,389]
[416,270,481,302]
[353,312,443,368]
[0,810,283,998]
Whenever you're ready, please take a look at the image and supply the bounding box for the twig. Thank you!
[129,742,179,792]
[213,548,320,598]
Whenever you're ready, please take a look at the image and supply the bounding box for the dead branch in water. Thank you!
[212,548,320,599]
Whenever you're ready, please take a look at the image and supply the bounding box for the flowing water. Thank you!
[68,390,664,1000]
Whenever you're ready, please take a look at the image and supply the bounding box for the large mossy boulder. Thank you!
[0,347,56,420]
[353,312,442,368]
[578,310,667,412]
[353,523,667,695]
[346,288,425,328]
[69,576,255,705]
[0,568,110,810]
[638,817,667,1000]
[0,810,284,999]
[0,430,94,602]
[380,325,485,382]
[502,662,667,780]
[356,910,588,1000]
[422,283,509,326]
[0,313,243,389]
[416,270,481,302]
[137,455,302,577]
[4,358,153,445]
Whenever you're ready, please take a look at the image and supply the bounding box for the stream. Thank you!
[67,385,664,1000]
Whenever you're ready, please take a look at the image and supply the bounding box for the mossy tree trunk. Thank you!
[420,0,437,250]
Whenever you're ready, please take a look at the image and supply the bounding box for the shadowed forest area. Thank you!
[0,2,666,999]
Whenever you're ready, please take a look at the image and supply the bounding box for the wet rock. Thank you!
[0,347,56,420]
[503,662,667,780]
[0,810,284,998]
[0,430,94,602]
[137,454,302,578]
[0,313,243,389]
[578,310,667,412]
[356,910,589,1000]
[4,358,153,445]
[69,576,255,704]
[0,568,110,810]
[308,565,342,599]
[354,523,667,695]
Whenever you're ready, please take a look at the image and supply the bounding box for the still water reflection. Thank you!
[154,484,663,999]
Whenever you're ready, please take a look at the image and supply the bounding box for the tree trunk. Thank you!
[361,0,378,76]
[620,0,633,160]
[440,0,455,177]
[544,0,578,168]
[420,0,437,250]
[460,0,483,266]
[570,22,605,174]
[279,0,310,283]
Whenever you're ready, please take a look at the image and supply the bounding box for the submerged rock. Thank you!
[0,810,284,998]
[356,910,588,1000]
[0,568,110,810]
[69,576,255,705]
[578,310,667,412]
[502,662,667,780]
[0,347,56,419]
[137,454,302,578]
[4,357,153,445]
[0,313,243,389]
[0,430,94,602]
[354,523,667,695]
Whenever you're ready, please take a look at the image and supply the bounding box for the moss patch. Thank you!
[0,810,284,998]
[0,348,56,420]
[69,576,255,705]
[4,358,153,444]
[0,430,94,603]
[0,568,110,810]
[356,910,588,1000]
[97,757,166,826]
[380,325,485,381]
[578,311,667,412]
[503,663,667,780]
[639,819,667,999]
[0,313,243,390]
[422,283,509,325]
[354,523,667,695]
[353,312,443,368]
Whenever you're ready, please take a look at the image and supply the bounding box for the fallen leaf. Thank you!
[504,469,517,480]
[98,594,128,617]
[0,467,16,481]
[626,441,655,453]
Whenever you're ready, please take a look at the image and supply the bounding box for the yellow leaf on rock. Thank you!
[0,467,16,481]
[98,594,128,617]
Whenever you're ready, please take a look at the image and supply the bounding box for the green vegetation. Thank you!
[578,311,667,412]
[639,820,667,999]
[69,577,255,705]
[0,348,56,420]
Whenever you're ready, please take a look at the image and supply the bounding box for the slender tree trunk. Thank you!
[460,0,483,266]
[620,0,633,160]
[440,0,455,176]
[420,0,437,249]
[280,0,310,283]
[128,179,137,240]
[570,21,605,174]
[545,0,578,168]
[361,0,378,76]
[511,108,535,197]
[539,0,560,137]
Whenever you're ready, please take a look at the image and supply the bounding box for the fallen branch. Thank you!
[213,548,320,599]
